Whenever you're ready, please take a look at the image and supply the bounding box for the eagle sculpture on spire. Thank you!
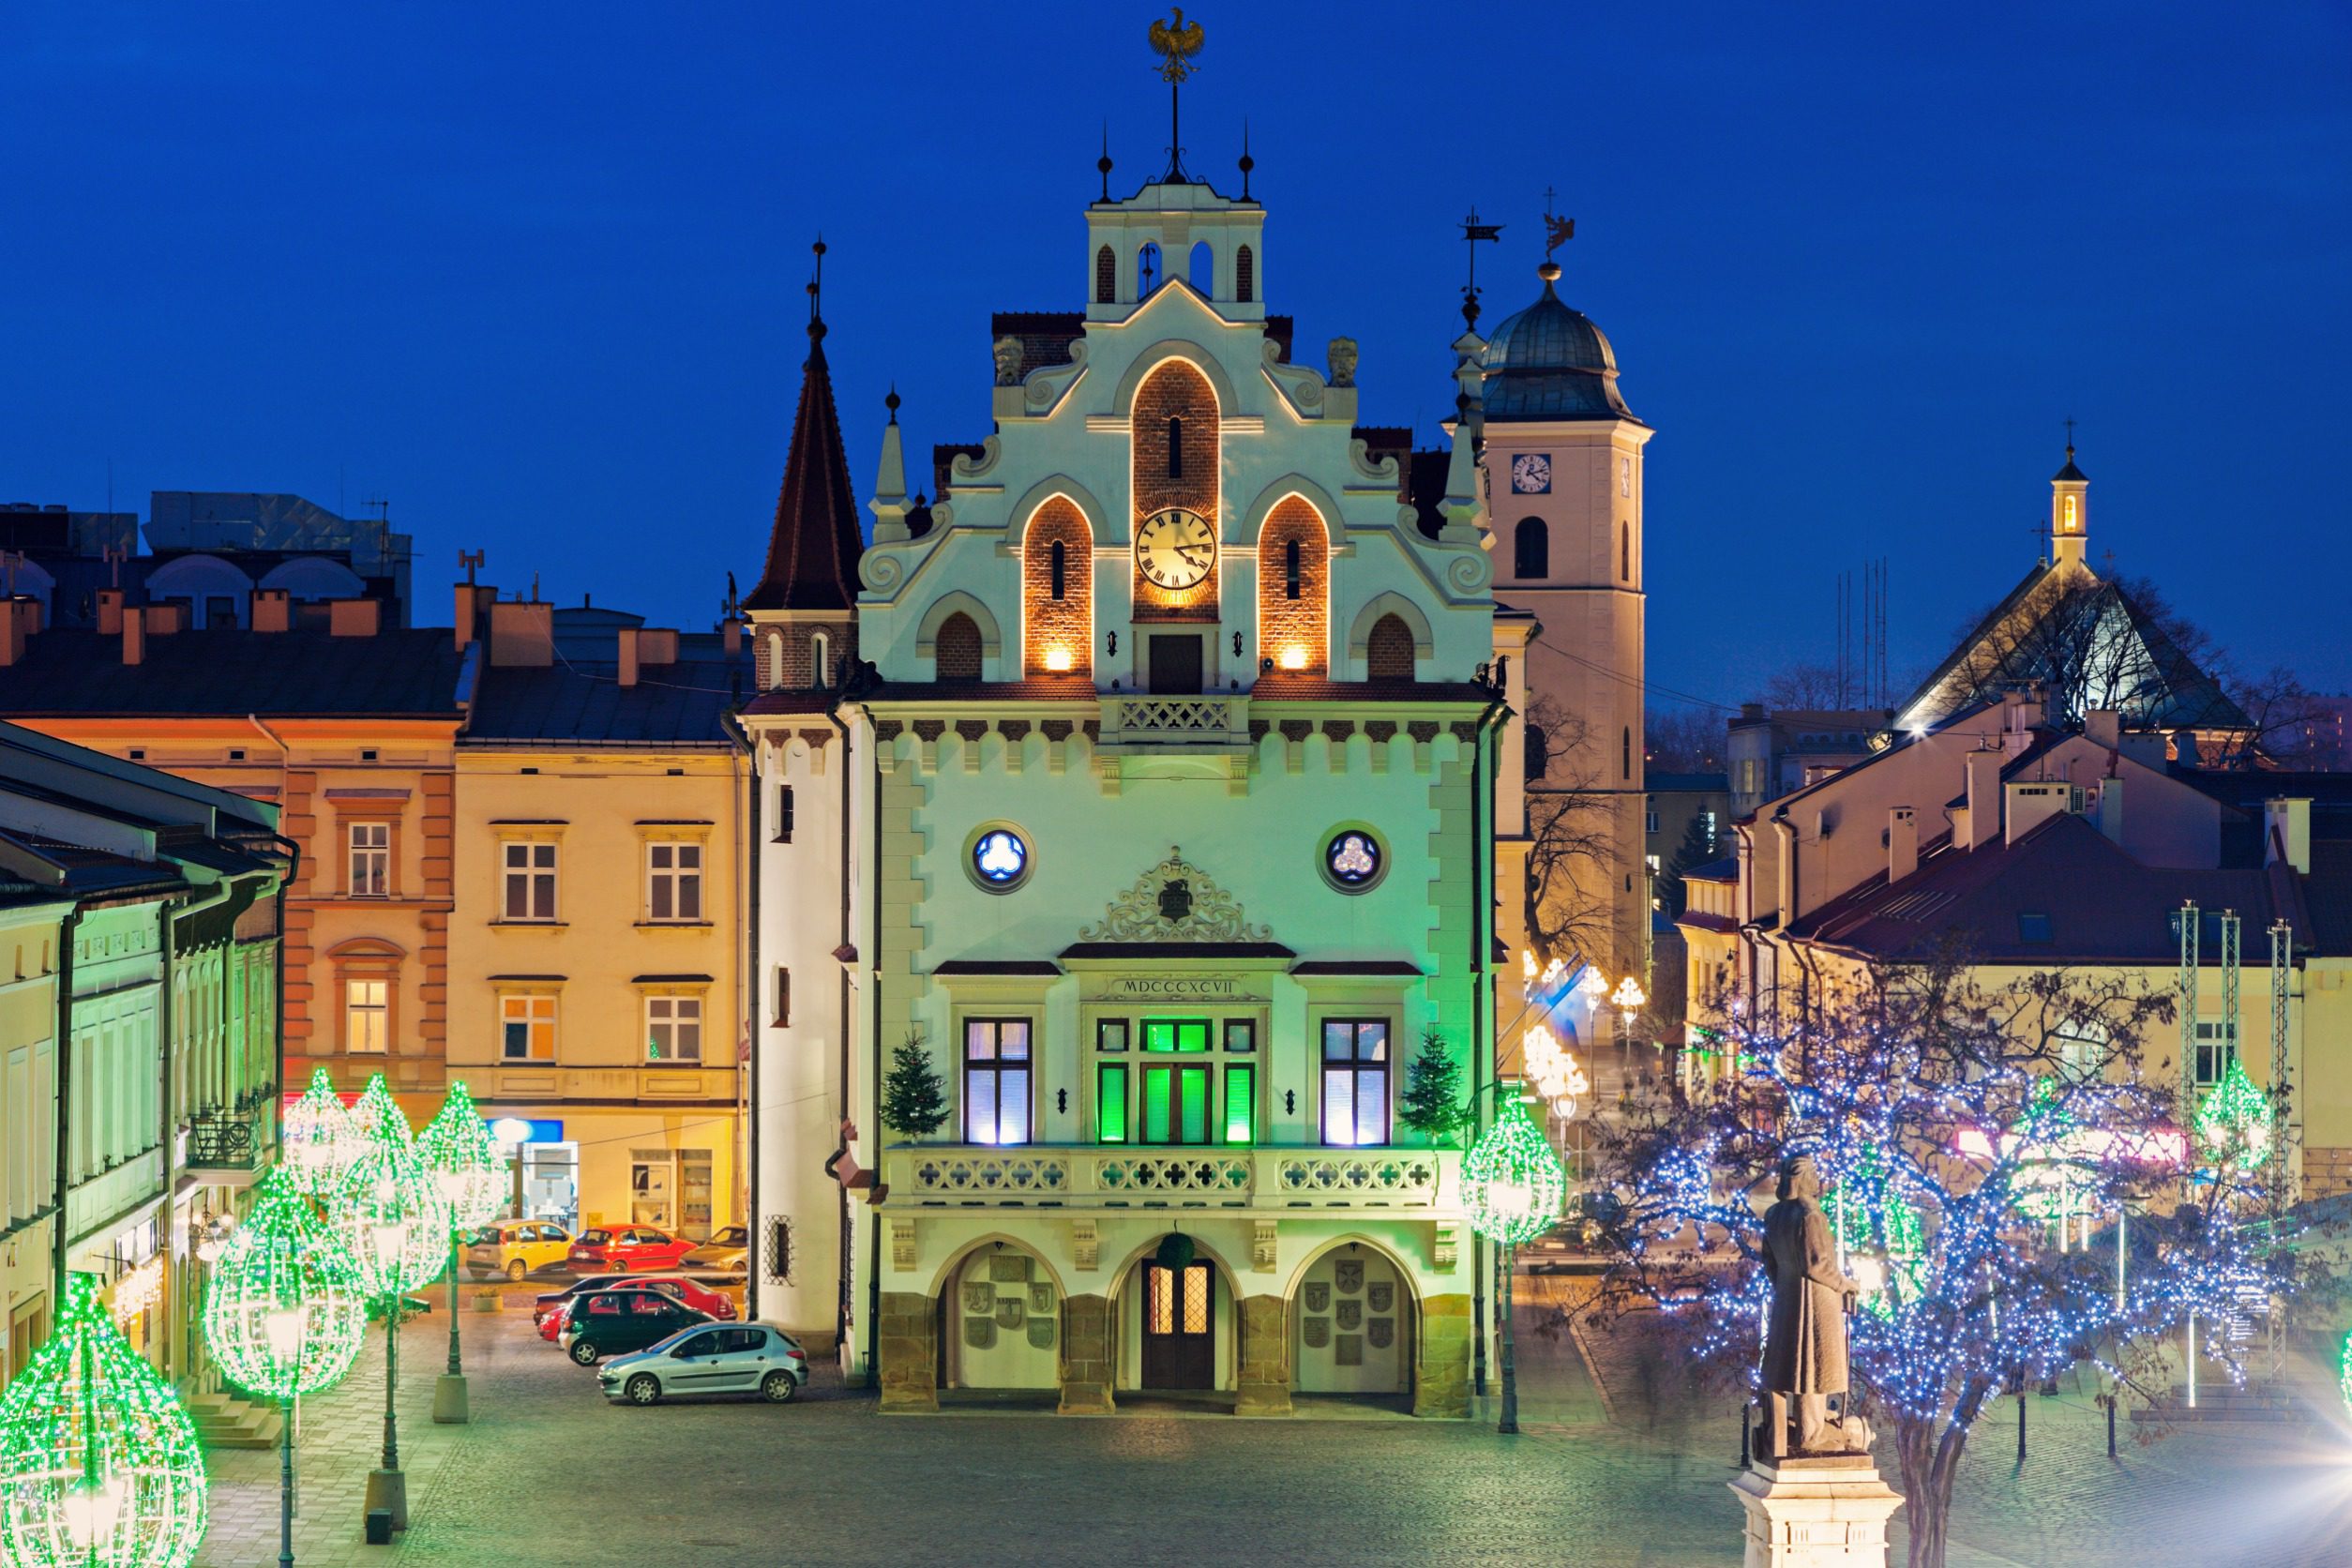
[1149,8,1205,81]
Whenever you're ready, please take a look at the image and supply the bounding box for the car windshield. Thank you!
[708,1228,746,1247]
[467,1227,505,1244]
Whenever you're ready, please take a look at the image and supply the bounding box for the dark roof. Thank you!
[1060,941,1296,960]
[466,633,746,746]
[0,829,187,908]
[1647,772,1728,793]
[1790,813,2293,964]
[2054,450,2088,483]
[1479,274,1638,424]
[745,326,863,612]
[931,959,1063,976]
[0,627,467,717]
[2305,840,2352,957]
[1683,855,1740,882]
[1289,959,1422,976]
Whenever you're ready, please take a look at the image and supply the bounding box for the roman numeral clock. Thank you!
[1136,507,1216,590]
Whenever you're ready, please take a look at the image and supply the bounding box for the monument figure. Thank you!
[1758,1154,1868,1455]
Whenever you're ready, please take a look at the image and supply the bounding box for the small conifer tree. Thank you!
[1397,1025,1472,1146]
[881,1031,950,1139]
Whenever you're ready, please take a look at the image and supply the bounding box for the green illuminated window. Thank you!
[1097,1063,1128,1142]
[1142,1019,1210,1052]
[1222,1064,1255,1144]
[1141,1063,1210,1144]
[1143,1067,1172,1142]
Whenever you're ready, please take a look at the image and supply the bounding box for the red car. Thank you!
[535,1276,734,1341]
[565,1226,695,1274]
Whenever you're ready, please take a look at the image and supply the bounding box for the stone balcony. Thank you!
[881,1143,1460,1213]
[1093,696,1255,794]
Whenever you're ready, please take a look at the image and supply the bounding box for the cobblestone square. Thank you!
[191,1289,2352,1567]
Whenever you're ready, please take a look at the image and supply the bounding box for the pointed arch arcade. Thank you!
[1021,495,1094,678]
[1254,494,1328,676]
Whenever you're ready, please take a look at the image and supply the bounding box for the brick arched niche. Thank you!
[1022,496,1093,678]
[1130,358,1221,621]
[1255,495,1328,675]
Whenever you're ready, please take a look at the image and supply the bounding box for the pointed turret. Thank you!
[870,388,912,545]
[2050,439,2089,570]
[746,279,864,612]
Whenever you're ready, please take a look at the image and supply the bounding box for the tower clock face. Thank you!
[1511,453,1552,494]
[1135,507,1216,590]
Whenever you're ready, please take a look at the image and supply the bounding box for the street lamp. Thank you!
[1610,974,1647,1039]
[417,1084,505,1425]
[329,1077,447,1536]
[202,1167,367,1568]
[1464,1086,1569,1436]
[0,1274,208,1568]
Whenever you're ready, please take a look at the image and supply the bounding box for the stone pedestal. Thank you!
[877,1290,939,1412]
[1729,1455,1903,1567]
[1235,1294,1292,1416]
[1412,1292,1472,1418]
[1057,1293,1116,1414]
[364,1466,408,1533]
[430,1372,470,1424]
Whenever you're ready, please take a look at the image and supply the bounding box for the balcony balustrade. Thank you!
[881,1143,1457,1212]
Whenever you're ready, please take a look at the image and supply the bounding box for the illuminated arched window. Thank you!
[2064,495,2078,531]
[1095,245,1116,304]
[1285,538,1301,600]
[1049,540,1067,601]
[1167,416,1184,479]
[1235,245,1255,303]
[810,631,831,689]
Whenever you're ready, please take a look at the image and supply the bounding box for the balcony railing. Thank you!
[186,1109,262,1173]
[882,1144,1456,1211]
[1097,696,1253,749]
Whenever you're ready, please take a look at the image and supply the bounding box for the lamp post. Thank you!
[330,1077,447,1535]
[1463,1085,1569,1435]
[417,1084,505,1425]
[1610,974,1647,1041]
[202,1166,367,1568]
[0,1274,209,1568]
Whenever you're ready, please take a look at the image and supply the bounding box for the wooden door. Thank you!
[1148,634,1202,695]
[1139,1260,1214,1389]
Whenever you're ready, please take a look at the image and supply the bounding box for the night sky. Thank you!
[6,3,2346,705]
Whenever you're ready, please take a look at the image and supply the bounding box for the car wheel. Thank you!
[761,1370,798,1404]
[626,1374,661,1406]
[569,1340,601,1366]
[506,1259,527,1283]
[606,1259,628,1274]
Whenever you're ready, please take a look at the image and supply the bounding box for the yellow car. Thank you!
[464,1220,576,1283]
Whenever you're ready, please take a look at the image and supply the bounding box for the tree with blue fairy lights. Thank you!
[1586,958,2326,1568]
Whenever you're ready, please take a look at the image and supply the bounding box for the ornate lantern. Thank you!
[202,1167,367,1401]
[0,1275,207,1568]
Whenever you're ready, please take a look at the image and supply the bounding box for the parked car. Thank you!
[680,1225,748,1275]
[534,1274,640,1329]
[559,1289,711,1365]
[596,1322,807,1406]
[466,1220,576,1283]
[565,1226,695,1275]
[536,1275,734,1342]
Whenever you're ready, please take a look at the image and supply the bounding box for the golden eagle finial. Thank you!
[1149,8,1205,83]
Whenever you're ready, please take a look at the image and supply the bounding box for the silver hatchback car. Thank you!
[596,1322,807,1406]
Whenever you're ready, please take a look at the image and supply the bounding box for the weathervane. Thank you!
[807,235,827,342]
[1459,207,1502,331]
[1542,185,1575,266]
[2064,414,2077,459]
[1148,9,1205,181]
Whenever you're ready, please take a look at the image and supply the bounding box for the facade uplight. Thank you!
[1279,645,1307,671]
[1043,646,1073,672]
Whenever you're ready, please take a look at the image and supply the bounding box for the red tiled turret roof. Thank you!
[745,322,863,612]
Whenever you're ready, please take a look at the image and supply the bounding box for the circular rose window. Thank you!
[1322,828,1384,892]
[969,826,1032,892]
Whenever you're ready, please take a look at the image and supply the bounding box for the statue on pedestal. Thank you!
[1756,1155,1871,1457]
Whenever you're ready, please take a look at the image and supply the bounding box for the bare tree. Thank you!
[1645,704,1726,773]
[1761,661,1845,709]
[1521,697,1622,972]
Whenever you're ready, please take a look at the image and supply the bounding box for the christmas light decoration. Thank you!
[0,1274,207,1568]
[2339,1332,2351,1418]
[1465,1093,1568,1247]
[416,1084,505,1235]
[332,1077,448,1301]
[202,1167,367,1401]
[281,1066,364,1199]
[1520,1024,1591,1121]
[2193,1058,2273,1170]
[350,1073,412,1147]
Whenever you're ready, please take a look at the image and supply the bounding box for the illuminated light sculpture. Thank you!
[1611,974,1647,1038]
[202,1166,367,1568]
[2193,1059,2274,1171]
[1520,1023,1591,1122]
[1465,1090,1569,1436]
[330,1078,449,1533]
[0,1274,207,1568]
[2340,1332,2351,1418]
[281,1066,364,1200]
[416,1084,505,1425]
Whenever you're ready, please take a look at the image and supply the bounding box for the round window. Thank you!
[1321,827,1384,893]
[968,825,1033,892]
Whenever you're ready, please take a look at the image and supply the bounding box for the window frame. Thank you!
[643,993,703,1063]
[500,990,559,1064]
[346,820,391,898]
[344,976,390,1055]
[1319,1018,1394,1148]
[500,838,560,924]
[961,1018,1033,1147]
[644,839,705,925]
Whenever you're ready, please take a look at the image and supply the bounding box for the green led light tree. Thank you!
[1463,1089,1568,1435]
[281,1066,364,1200]
[2194,1058,2274,1171]
[416,1084,505,1425]
[0,1274,207,1568]
[201,1166,366,1568]
[328,1076,447,1534]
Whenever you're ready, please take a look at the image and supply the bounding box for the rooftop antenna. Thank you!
[1098,122,1113,202]
[362,496,389,524]
[101,544,125,590]
[1147,9,1205,182]
[460,549,485,585]
[1459,207,1502,331]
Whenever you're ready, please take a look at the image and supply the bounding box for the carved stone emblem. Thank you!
[1326,336,1358,387]
[1029,1283,1055,1315]
[1366,1282,1395,1314]
[995,1299,1025,1329]
[962,1283,994,1315]
[1026,1317,1057,1350]
[1334,1259,1364,1295]
[1079,846,1272,944]
[964,1317,995,1349]
[1336,1301,1363,1332]
[992,335,1023,385]
[1304,1282,1330,1314]
[1367,1319,1394,1349]
[1303,1318,1331,1349]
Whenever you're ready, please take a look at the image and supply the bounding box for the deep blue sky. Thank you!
[6,3,2347,704]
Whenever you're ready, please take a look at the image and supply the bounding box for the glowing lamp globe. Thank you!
[201,1167,367,1401]
[0,1274,207,1568]
[417,1083,507,1233]
[331,1125,449,1300]
[1464,1093,1568,1247]
[281,1066,364,1200]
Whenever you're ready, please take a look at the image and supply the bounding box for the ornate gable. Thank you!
[1078,846,1271,944]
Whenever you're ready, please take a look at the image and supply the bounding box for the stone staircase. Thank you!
[188,1390,283,1450]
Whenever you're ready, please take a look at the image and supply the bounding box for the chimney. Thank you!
[618,627,640,688]
[637,628,678,666]
[251,589,291,633]
[1772,813,1798,929]
[329,597,382,637]
[96,588,124,636]
[2096,775,2126,846]
[2084,709,2121,751]
[454,582,492,650]
[1888,807,1918,884]
[1965,746,2003,851]
[0,599,30,667]
[487,597,554,667]
[122,608,145,666]
[721,616,742,658]
[2266,798,2312,875]
[145,602,184,636]
[2004,780,2070,845]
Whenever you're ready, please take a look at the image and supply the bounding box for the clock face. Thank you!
[1135,507,1216,591]
[1511,453,1552,494]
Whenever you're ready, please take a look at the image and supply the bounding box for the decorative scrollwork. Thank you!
[1078,845,1271,944]
[861,549,909,592]
[1443,549,1492,596]
[1117,699,1230,732]
[1093,1153,1251,1194]
[1275,1153,1439,1198]
[905,1153,1069,1196]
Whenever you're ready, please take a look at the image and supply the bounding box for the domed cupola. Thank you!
[1479,261,1636,423]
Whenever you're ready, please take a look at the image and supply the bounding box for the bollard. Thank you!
[365,1508,395,1545]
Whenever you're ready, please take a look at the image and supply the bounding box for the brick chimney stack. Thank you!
[251,589,292,633]
[122,608,145,666]
[329,597,382,637]
[96,588,124,636]
[618,627,640,687]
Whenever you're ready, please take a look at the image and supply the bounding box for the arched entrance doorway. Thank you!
[1290,1240,1415,1399]
[935,1239,1063,1393]
[1114,1234,1236,1395]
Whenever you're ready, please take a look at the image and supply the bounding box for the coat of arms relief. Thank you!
[1078,846,1271,943]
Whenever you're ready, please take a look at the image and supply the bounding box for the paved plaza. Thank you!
[195,1279,2352,1567]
